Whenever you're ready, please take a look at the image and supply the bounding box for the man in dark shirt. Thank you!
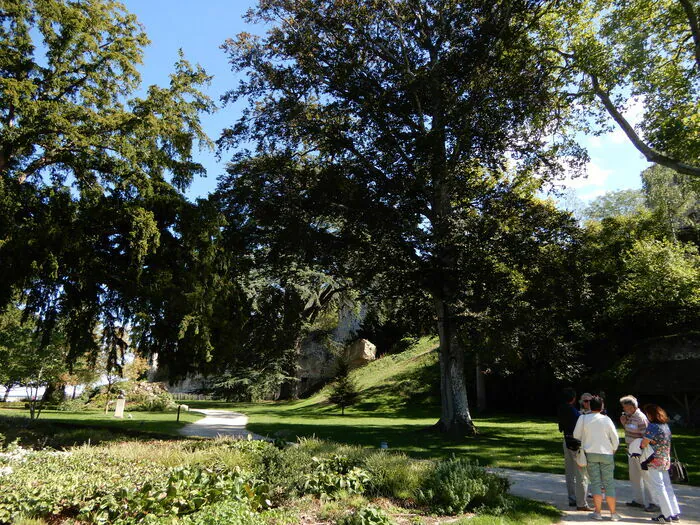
[558,387,590,510]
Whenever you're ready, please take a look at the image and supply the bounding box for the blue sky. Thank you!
[122,0,650,203]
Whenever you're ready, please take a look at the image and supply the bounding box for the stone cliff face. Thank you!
[296,304,375,396]
[162,304,376,398]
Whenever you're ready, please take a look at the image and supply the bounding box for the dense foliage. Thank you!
[0,436,514,524]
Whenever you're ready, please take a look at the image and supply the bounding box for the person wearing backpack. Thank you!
[557,387,590,511]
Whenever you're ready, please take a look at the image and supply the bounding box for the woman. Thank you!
[573,395,620,521]
[641,404,681,523]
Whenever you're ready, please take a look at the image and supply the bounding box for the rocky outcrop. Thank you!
[345,338,376,369]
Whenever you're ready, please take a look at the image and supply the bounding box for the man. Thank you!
[558,387,590,510]
[619,394,657,512]
[580,392,594,414]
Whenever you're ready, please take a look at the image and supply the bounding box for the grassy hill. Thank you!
[220,337,569,472]
[310,335,441,417]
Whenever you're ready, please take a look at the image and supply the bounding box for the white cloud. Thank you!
[560,159,612,189]
[579,188,607,201]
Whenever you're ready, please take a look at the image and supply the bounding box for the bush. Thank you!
[262,442,315,502]
[363,452,430,501]
[81,465,271,524]
[86,381,176,412]
[302,454,371,499]
[336,505,395,525]
[56,397,90,412]
[418,457,510,515]
[175,500,267,525]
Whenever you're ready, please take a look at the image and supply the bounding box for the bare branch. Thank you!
[590,74,700,178]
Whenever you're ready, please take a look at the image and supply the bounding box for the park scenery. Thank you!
[1,0,699,524]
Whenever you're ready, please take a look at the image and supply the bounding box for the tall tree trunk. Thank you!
[279,335,303,400]
[475,353,487,413]
[434,297,477,436]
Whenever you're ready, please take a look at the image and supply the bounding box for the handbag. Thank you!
[669,445,688,483]
[575,447,587,467]
[565,435,581,451]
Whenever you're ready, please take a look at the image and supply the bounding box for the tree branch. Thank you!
[679,0,700,70]
[590,74,700,178]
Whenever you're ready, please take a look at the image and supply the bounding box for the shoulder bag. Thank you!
[669,445,688,483]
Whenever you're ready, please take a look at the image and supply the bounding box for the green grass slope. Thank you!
[223,337,569,471]
[220,337,700,484]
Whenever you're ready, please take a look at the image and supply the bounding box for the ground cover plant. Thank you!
[0,435,560,524]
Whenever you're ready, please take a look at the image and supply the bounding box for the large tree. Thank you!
[0,0,214,364]
[218,0,581,435]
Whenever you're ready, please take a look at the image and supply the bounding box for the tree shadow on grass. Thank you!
[0,415,186,449]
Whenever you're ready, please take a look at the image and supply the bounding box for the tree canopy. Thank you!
[0,0,214,366]
[556,0,700,177]
[217,0,586,435]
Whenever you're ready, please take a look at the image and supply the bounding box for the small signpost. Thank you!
[114,391,126,418]
[177,404,189,422]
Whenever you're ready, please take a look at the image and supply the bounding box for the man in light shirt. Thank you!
[620,394,658,512]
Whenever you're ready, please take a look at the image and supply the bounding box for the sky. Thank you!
[121,0,651,204]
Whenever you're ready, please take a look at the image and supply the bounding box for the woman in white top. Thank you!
[573,395,621,521]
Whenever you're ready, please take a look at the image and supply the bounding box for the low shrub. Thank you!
[261,441,314,502]
[80,465,270,524]
[363,451,430,501]
[56,397,90,412]
[302,454,371,499]
[336,505,395,525]
[418,457,510,515]
[173,500,268,525]
[86,382,176,412]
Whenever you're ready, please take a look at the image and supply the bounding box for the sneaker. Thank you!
[590,513,604,521]
[651,516,671,523]
[671,516,681,523]
[611,513,622,521]
[577,506,593,511]
[646,504,661,512]
[627,501,644,508]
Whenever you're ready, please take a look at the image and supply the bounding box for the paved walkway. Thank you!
[180,410,700,524]
[495,468,700,524]
[178,409,266,440]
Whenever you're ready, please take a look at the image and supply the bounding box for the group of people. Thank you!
[558,389,681,522]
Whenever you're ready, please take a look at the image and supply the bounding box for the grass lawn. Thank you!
[182,337,700,485]
[0,405,204,447]
[182,399,700,486]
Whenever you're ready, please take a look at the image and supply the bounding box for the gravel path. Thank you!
[180,410,700,524]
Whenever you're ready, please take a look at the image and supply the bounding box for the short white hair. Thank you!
[619,395,638,408]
